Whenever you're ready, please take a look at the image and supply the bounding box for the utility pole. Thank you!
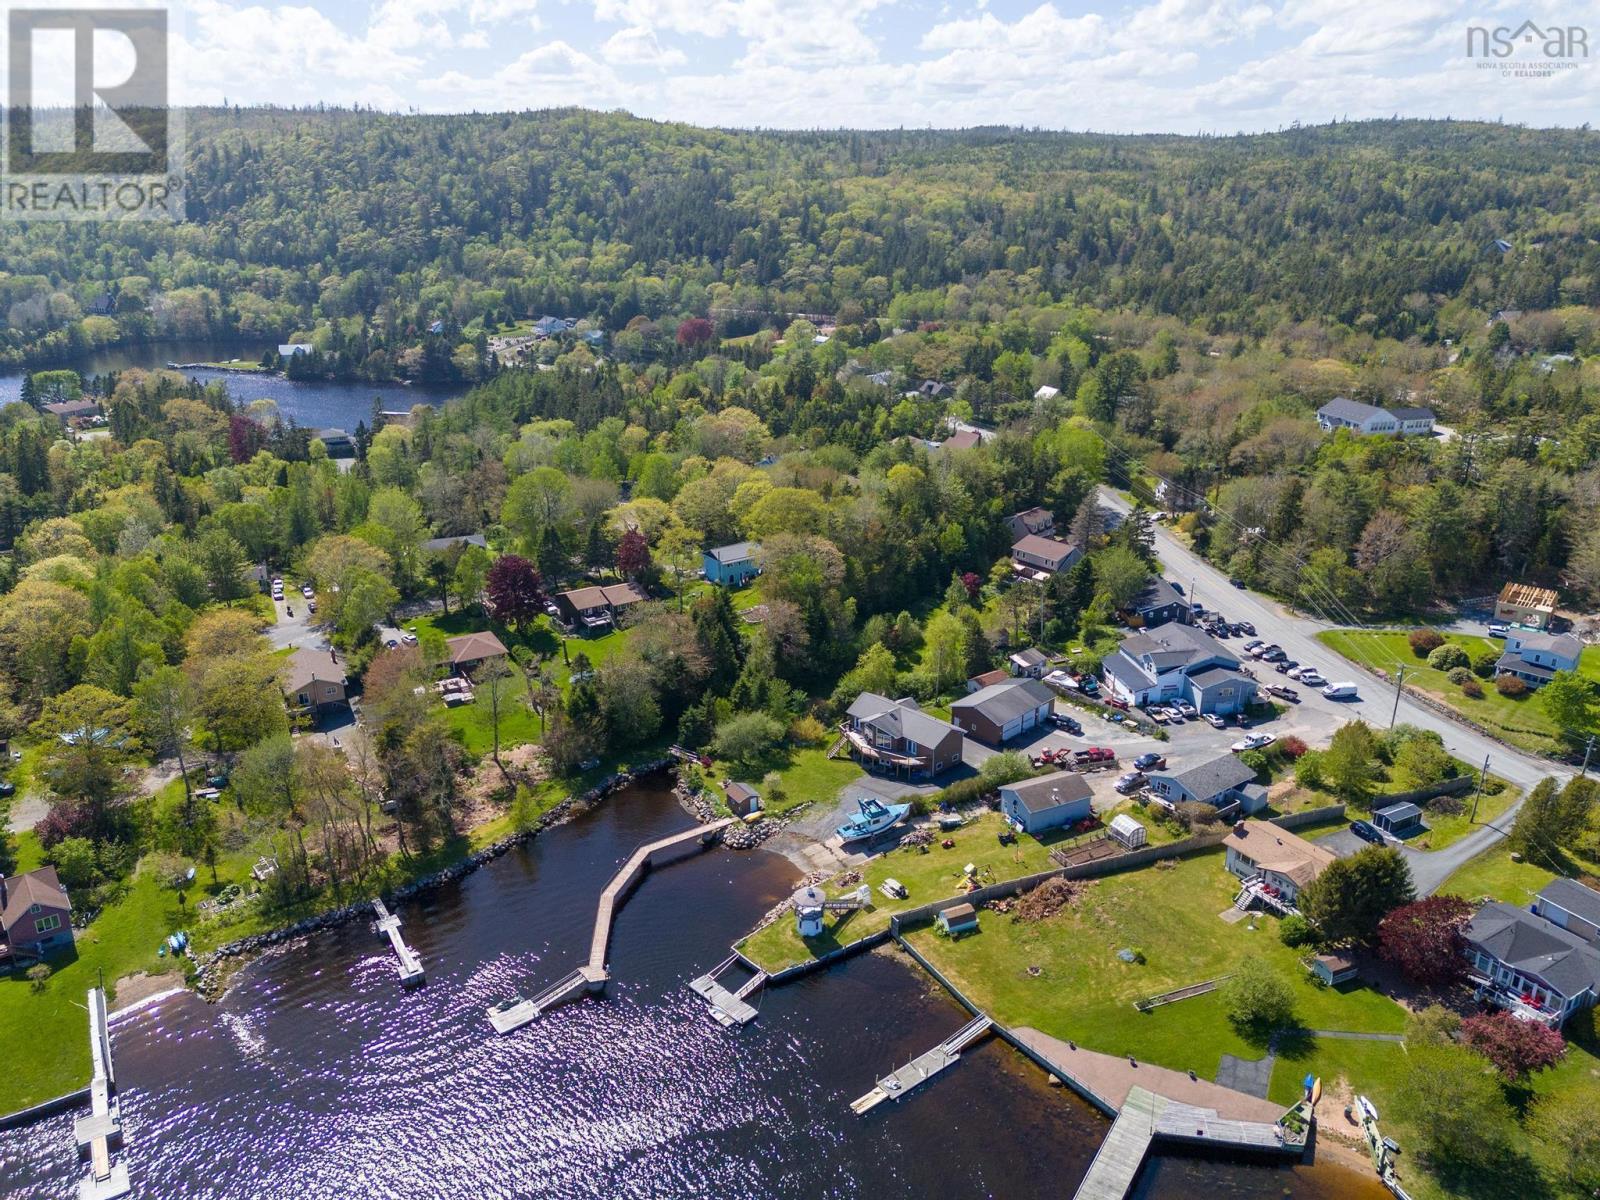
[1582,734,1597,779]
[1472,753,1490,822]
[1388,666,1407,729]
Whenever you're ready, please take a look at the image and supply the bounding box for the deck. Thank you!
[849,1015,994,1114]
[75,989,130,1200]
[372,898,425,985]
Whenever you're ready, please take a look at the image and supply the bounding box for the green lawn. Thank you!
[738,811,1066,972]
[712,746,862,818]
[1276,777,1519,853]
[1318,629,1600,755]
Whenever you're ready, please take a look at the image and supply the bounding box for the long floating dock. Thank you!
[489,819,733,1034]
[76,987,130,1200]
[372,898,425,986]
[849,1015,994,1114]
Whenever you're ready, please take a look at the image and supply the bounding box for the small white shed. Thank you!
[1109,813,1148,850]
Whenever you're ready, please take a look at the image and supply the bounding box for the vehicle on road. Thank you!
[1488,623,1509,638]
[1231,733,1276,752]
[1114,772,1146,794]
[1229,577,1246,588]
[1133,752,1166,770]
[1169,581,1184,594]
[307,600,317,613]
[1203,713,1227,728]
[1266,685,1301,703]
[1323,682,1360,700]
[1350,819,1384,845]
[1298,670,1325,687]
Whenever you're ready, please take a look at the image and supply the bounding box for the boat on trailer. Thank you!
[836,796,910,843]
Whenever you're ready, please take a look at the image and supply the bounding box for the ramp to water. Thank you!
[849,1015,994,1114]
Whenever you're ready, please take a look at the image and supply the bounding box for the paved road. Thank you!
[1099,488,1569,893]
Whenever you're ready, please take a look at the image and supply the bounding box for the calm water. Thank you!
[0,779,1384,1199]
[0,340,462,431]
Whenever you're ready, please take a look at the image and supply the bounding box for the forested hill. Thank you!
[3,110,1598,370]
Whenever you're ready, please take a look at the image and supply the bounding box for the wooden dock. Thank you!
[849,1015,994,1114]
[371,897,425,986]
[686,955,766,1027]
[488,819,733,1033]
[75,988,130,1200]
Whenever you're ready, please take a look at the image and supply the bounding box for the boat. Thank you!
[836,796,910,842]
[166,930,189,955]
[1356,1095,1379,1122]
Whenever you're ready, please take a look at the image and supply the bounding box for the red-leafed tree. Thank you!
[228,414,267,464]
[615,530,651,579]
[676,317,714,347]
[1460,1010,1566,1080]
[485,554,542,629]
[1377,896,1474,984]
[961,571,982,602]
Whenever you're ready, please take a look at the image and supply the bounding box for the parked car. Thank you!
[1231,733,1276,753]
[401,631,418,645]
[1160,706,1185,723]
[1147,707,1169,725]
[1261,648,1286,663]
[1105,696,1129,710]
[1133,752,1166,771]
[1175,701,1198,718]
[1488,623,1509,638]
[1114,772,1147,795]
[1050,713,1083,734]
[0,780,13,797]
[1204,713,1227,728]
[1350,819,1384,845]
[1275,659,1297,674]
[384,637,399,648]
[1298,670,1326,688]
[1079,676,1100,696]
[1074,747,1116,763]
[1323,682,1360,700]
[1242,639,1264,653]
[1233,621,1256,636]
[1266,685,1301,703]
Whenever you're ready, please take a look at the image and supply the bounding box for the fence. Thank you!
[1372,777,1473,810]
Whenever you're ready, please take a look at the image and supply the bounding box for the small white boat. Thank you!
[836,796,910,842]
[1356,1095,1379,1122]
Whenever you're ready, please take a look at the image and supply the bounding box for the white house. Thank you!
[1495,630,1583,689]
[1464,898,1600,1028]
[1099,623,1256,715]
[1316,397,1435,437]
[1146,754,1267,817]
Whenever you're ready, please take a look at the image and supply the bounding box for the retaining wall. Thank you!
[0,1086,91,1131]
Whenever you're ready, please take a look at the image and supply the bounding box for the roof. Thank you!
[1033,385,1060,400]
[1496,652,1556,682]
[318,427,352,441]
[282,647,346,694]
[1130,576,1188,615]
[1108,814,1144,838]
[707,541,759,565]
[942,430,983,451]
[446,631,509,665]
[1498,581,1558,611]
[847,692,962,749]
[1121,622,1237,672]
[1007,507,1054,534]
[1161,753,1258,802]
[1375,801,1422,823]
[1390,406,1435,422]
[1011,533,1078,566]
[1009,647,1048,668]
[940,902,977,922]
[1509,630,1582,659]
[1314,953,1357,974]
[1,867,71,931]
[724,782,759,805]
[1538,878,1600,929]
[43,399,101,418]
[421,533,488,553]
[1318,396,1390,424]
[1004,770,1093,814]
[1223,820,1336,888]
[1465,901,1600,999]
[969,668,1009,688]
[1101,652,1152,693]
[562,582,648,610]
[1186,665,1250,691]
[952,678,1056,725]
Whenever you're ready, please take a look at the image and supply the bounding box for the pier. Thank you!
[849,1015,993,1114]
[371,897,425,986]
[489,819,733,1034]
[687,955,766,1027]
[75,987,130,1200]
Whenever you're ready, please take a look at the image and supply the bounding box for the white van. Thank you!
[1323,682,1359,700]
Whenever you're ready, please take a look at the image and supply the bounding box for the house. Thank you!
[966,668,1009,692]
[941,430,984,452]
[1223,820,1336,906]
[246,562,272,594]
[1033,385,1060,401]
[1390,406,1436,436]
[1494,581,1559,630]
[841,693,964,780]
[704,541,761,587]
[282,648,347,712]
[1316,397,1399,435]
[317,428,355,457]
[1463,900,1600,1028]
[998,770,1093,835]
[936,902,979,936]
[446,631,509,674]
[950,678,1056,746]
[1494,630,1580,689]
[42,399,103,424]
[1373,801,1424,838]
[1532,879,1600,946]
[918,380,952,399]
[421,533,489,554]
[0,867,74,962]
[1149,754,1267,816]
[1127,577,1192,627]
[1108,813,1147,849]
[277,342,313,357]
[1005,507,1056,542]
[86,291,116,315]
[866,370,896,388]
[1100,622,1257,715]
[723,781,762,818]
[555,582,648,631]
[580,329,606,347]
[532,315,571,338]
[1011,534,1081,578]
[1007,647,1049,678]
[1311,953,1359,986]
[427,319,445,335]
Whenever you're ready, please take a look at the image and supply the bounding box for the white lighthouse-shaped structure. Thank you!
[794,886,827,938]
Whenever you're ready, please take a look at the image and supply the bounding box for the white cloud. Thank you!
[601,25,687,67]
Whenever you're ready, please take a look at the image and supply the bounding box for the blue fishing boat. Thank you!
[836,796,910,843]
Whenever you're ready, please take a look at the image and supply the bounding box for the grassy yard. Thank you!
[1317,629,1600,755]
[1275,777,1519,853]
[710,746,862,819]
[738,811,1066,972]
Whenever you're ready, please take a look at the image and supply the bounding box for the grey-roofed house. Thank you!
[1316,397,1398,435]
[703,541,761,587]
[1495,630,1582,689]
[1464,900,1600,1027]
[1390,406,1436,435]
[1008,647,1049,678]
[842,693,964,780]
[998,770,1093,835]
[1005,507,1056,541]
[422,533,488,554]
[1011,533,1081,577]
[317,428,355,457]
[950,678,1056,746]
[1127,576,1192,627]
[1532,879,1600,947]
[1146,753,1266,816]
[1373,801,1424,838]
[1100,621,1256,715]
[42,399,103,424]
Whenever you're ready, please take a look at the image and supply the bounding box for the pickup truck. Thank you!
[1074,747,1116,764]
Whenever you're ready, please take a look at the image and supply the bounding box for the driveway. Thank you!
[266,588,329,653]
[1099,488,1568,893]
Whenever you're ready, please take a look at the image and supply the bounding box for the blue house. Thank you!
[704,541,760,586]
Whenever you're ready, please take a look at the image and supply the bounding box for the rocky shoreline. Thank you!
[671,777,786,850]
[190,758,680,1000]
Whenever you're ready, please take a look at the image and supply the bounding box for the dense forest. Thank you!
[3,111,1600,374]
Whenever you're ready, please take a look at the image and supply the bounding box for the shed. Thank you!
[1311,953,1359,986]
[723,781,762,818]
[1108,813,1147,850]
[936,902,979,936]
[1373,801,1424,838]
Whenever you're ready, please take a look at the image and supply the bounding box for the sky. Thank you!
[13,0,1600,132]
